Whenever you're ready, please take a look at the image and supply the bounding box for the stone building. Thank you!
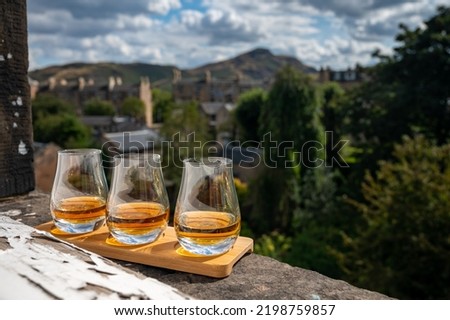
[200,102,236,141]
[34,76,153,128]
[318,66,366,88]
[172,69,269,103]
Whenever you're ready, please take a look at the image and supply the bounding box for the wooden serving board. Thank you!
[36,222,253,278]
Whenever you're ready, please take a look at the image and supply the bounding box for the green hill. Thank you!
[29,48,316,90]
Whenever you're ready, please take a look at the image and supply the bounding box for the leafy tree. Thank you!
[32,94,92,148]
[344,6,450,171]
[343,136,450,299]
[234,88,266,142]
[319,82,345,137]
[248,66,322,234]
[339,6,450,200]
[34,114,91,148]
[286,221,343,279]
[254,231,292,261]
[373,6,450,145]
[83,98,115,116]
[152,88,175,123]
[160,101,211,190]
[121,96,145,121]
[32,94,75,122]
[259,65,321,153]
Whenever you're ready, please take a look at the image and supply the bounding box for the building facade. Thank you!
[172,70,269,103]
[33,76,153,128]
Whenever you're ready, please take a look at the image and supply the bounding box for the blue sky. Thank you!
[27,0,448,71]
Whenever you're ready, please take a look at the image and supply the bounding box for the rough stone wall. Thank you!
[0,0,35,197]
[0,191,392,300]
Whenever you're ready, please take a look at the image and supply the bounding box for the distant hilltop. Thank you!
[29,48,317,91]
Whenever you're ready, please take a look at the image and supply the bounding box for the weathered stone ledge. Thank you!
[0,191,390,300]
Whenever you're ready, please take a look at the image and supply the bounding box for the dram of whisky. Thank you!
[52,196,106,225]
[107,202,169,245]
[175,211,240,254]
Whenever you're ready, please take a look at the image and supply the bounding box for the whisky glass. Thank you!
[174,157,241,255]
[50,149,108,233]
[106,153,169,245]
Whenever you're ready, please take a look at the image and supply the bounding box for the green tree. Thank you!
[83,98,115,116]
[34,114,91,148]
[344,136,450,299]
[249,66,322,234]
[32,94,75,122]
[344,6,450,172]
[152,88,175,123]
[319,82,345,136]
[259,65,320,152]
[339,6,450,200]
[234,88,266,142]
[374,6,450,145]
[32,94,92,148]
[160,101,211,187]
[121,96,145,121]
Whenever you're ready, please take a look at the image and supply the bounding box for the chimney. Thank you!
[116,76,123,86]
[204,70,211,83]
[139,77,152,128]
[48,77,56,90]
[60,78,67,86]
[108,76,115,91]
[172,69,181,84]
[234,71,243,83]
[78,77,85,91]
[319,67,331,83]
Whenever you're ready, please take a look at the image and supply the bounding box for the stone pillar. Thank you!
[140,77,153,127]
[0,0,35,197]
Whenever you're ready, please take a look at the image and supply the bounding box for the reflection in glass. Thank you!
[50,149,108,233]
[106,153,170,245]
[174,157,241,255]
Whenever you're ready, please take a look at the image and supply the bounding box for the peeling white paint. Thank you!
[0,209,22,217]
[0,55,4,62]
[18,140,28,155]
[16,97,22,106]
[24,212,36,216]
[7,53,12,59]
[13,122,18,128]
[12,101,16,106]
[0,216,190,300]
[14,112,19,117]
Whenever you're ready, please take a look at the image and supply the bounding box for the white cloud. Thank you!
[116,14,154,29]
[148,0,181,15]
[180,10,203,27]
[27,0,446,71]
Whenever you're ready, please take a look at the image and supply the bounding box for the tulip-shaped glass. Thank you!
[106,153,170,245]
[174,157,241,255]
[50,149,108,233]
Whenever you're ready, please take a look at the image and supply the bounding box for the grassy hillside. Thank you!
[29,48,316,89]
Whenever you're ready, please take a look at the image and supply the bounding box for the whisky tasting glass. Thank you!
[106,153,170,245]
[174,157,241,256]
[50,149,108,234]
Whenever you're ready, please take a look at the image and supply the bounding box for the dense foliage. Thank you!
[236,6,450,299]
[234,88,266,142]
[344,136,450,299]
[32,94,91,148]
[121,96,146,121]
[152,88,175,123]
[83,98,115,116]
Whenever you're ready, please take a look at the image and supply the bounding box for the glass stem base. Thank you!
[53,217,105,234]
[177,236,238,256]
